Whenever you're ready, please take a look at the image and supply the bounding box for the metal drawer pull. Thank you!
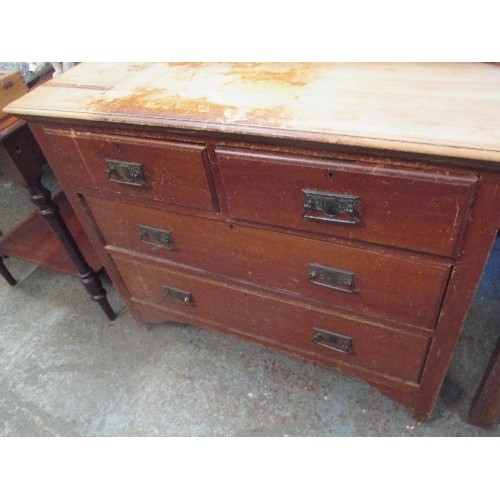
[139,225,174,250]
[308,263,357,294]
[302,189,360,225]
[312,328,354,355]
[163,285,194,305]
[105,158,146,187]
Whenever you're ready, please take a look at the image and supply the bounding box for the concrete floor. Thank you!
[0,167,499,436]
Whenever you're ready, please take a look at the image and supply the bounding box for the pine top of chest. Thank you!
[5,62,500,164]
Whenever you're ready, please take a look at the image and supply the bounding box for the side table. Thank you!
[0,116,116,320]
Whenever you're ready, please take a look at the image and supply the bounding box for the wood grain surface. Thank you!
[111,252,429,383]
[5,62,500,163]
[84,194,452,330]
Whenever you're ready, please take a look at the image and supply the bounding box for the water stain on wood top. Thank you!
[90,88,240,123]
[85,63,308,127]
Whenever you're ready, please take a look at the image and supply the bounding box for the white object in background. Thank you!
[28,62,75,77]
[49,62,75,75]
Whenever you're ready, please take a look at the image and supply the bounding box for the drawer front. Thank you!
[217,147,478,257]
[85,196,451,330]
[0,70,28,120]
[112,254,429,383]
[39,128,97,188]
[72,132,215,210]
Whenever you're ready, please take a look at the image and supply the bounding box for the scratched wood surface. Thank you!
[5,62,500,164]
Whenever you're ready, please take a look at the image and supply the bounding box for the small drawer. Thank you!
[85,195,451,330]
[0,70,28,120]
[216,147,478,257]
[71,131,216,210]
[112,254,429,383]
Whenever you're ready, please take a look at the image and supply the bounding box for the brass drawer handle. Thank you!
[139,225,174,250]
[163,285,194,305]
[308,263,357,294]
[302,189,360,225]
[105,159,146,187]
[312,327,354,355]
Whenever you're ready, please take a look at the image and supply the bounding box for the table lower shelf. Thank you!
[0,190,102,276]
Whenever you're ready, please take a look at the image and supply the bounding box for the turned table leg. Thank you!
[28,179,116,320]
[1,123,116,320]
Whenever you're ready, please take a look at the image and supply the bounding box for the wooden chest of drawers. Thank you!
[5,63,500,420]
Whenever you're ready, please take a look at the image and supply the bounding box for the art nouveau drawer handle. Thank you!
[163,285,194,305]
[139,225,174,250]
[308,263,357,294]
[302,189,360,225]
[312,327,354,355]
[105,159,146,187]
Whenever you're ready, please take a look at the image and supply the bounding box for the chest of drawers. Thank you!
[5,62,500,421]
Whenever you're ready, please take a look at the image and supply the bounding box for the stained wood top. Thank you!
[4,62,500,163]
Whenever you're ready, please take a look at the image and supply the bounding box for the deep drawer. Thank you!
[85,195,452,330]
[112,253,429,383]
[66,130,215,210]
[216,147,478,257]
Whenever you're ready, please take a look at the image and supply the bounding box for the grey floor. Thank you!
[0,166,499,437]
